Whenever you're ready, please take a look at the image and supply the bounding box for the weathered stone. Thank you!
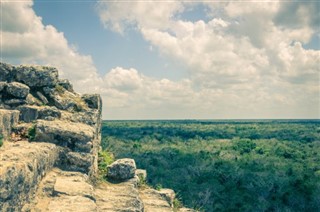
[36,91,49,105]
[136,169,147,181]
[0,81,6,92]
[0,63,15,82]
[139,188,172,211]
[35,120,95,153]
[158,189,176,207]
[53,174,94,199]
[61,110,100,127]
[25,93,42,106]
[65,151,93,174]
[15,65,58,87]
[82,94,102,110]
[17,105,39,123]
[95,178,144,212]
[52,90,88,112]
[48,196,97,212]
[0,109,19,138]
[107,158,137,181]
[58,79,74,92]
[4,98,26,106]
[0,141,61,211]
[38,106,61,120]
[6,82,30,98]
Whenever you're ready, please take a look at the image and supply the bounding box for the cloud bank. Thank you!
[2,0,319,119]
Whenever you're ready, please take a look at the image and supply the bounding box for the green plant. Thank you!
[155,183,163,191]
[173,198,183,211]
[98,150,115,178]
[0,134,3,147]
[28,124,36,141]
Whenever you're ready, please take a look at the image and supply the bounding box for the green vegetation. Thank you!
[98,149,115,178]
[0,134,3,147]
[101,120,320,211]
[27,124,36,141]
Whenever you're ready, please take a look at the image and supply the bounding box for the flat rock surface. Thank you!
[139,189,173,212]
[95,177,144,212]
[0,141,61,211]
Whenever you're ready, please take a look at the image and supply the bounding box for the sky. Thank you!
[1,0,320,119]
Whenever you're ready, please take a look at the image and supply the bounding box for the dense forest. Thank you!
[101,120,320,211]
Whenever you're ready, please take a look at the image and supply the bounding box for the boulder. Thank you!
[15,65,58,87]
[17,105,39,123]
[0,109,19,138]
[107,158,136,181]
[6,82,30,99]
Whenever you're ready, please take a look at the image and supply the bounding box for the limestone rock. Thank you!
[0,109,19,138]
[139,188,173,211]
[58,79,74,92]
[6,82,30,98]
[0,81,6,92]
[47,196,97,212]
[82,94,102,110]
[158,189,176,207]
[36,91,49,105]
[35,119,95,153]
[95,178,144,212]
[38,106,61,120]
[3,98,26,107]
[0,141,61,211]
[25,93,42,106]
[0,63,14,82]
[17,105,39,123]
[53,174,94,199]
[15,65,58,87]
[136,169,147,181]
[64,151,93,173]
[107,158,137,181]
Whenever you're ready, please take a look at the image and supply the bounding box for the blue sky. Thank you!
[1,0,320,119]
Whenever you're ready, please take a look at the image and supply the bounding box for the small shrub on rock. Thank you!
[98,150,115,178]
[27,124,36,141]
[0,134,3,147]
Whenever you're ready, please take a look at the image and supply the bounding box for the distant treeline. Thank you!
[101,120,320,212]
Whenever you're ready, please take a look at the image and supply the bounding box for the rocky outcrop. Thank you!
[0,62,101,211]
[0,62,194,212]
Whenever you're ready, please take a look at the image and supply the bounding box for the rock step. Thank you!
[26,168,96,212]
[95,177,144,212]
[26,168,144,212]
[139,189,174,212]
[0,141,61,211]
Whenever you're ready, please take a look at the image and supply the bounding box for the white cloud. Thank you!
[2,0,319,119]
[97,0,319,118]
[1,0,103,93]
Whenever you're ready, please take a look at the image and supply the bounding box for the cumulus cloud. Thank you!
[1,0,102,93]
[2,0,319,119]
[96,0,319,118]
